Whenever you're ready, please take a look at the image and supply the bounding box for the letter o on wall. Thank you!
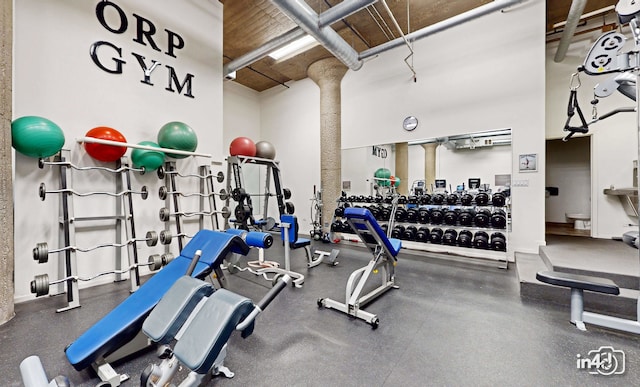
[96,0,128,34]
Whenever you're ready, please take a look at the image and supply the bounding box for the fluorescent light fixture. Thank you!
[269,35,319,60]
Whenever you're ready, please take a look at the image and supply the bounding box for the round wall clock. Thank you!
[403,116,418,131]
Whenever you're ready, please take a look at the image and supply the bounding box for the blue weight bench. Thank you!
[318,207,401,328]
[139,274,291,386]
[64,229,250,386]
[281,214,339,268]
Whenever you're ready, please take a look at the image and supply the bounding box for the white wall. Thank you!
[259,80,321,226]
[255,1,545,254]
[546,34,638,238]
[223,81,261,151]
[13,0,223,302]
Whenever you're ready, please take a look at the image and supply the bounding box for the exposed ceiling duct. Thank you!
[270,0,364,71]
[553,0,588,63]
[227,0,529,79]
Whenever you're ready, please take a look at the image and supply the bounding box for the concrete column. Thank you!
[0,0,15,325]
[422,143,437,190]
[307,58,347,234]
[395,142,408,195]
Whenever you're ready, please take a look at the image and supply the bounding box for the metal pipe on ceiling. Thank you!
[359,0,529,60]
[223,27,306,76]
[225,0,373,77]
[271,0,364,70]
[318,0,379,27]
[553,0,588,63]
[379,0,416,80]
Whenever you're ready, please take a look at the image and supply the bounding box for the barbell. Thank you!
[158,186,229,201]
[38,158,146,175]
[158,230,194,245]
[77,136,213,158]
[147,252,176,271]
[32,231,158,263]
[158,206,231,222]
[30,262,155,297]
[157,167,224,183]
[38,183,148,201]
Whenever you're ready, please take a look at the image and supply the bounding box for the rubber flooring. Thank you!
[2,242,640,386]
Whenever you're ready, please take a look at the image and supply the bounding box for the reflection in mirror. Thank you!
[341,128,512,196]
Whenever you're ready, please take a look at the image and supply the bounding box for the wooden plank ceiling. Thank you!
[222,0,619,92]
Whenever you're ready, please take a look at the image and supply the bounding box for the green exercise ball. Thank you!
[131,141,165,171]
[12,116,65,158]
[374,168,391,187]
[157,121,198,159]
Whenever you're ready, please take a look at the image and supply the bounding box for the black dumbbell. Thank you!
[475,192,489,206]
[444,210,458,226]
[491,209,507,229]
[416,226,430,242]
[369,206,381,220]
[429,228,444,244]
[473,231,490,249]
[341,220,351,233]
[334,207,345,217]
[446,194,459,205]
[432,194,445,205]
[398,195,408,205]
[375,195,383,203]
[381,207,391,221]
[491,192,506,207]
[430,208,444,225]
[331,220,342,232]
[457,230,473,247]
[391,225,406,239]
[458,209,475,226]
[408,196,418,205]
[395,207,408,222]
[419,194,432,205]
[418,209,430,224]
[381,223,389,235]
[406,208,418,223]
[491,232,507,251]
[460,193,474,206]
[367,195,374,203]
[403,225,418,241]
[442,229,458,246]
[474,209,491,228]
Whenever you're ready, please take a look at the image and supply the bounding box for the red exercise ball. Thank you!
[84,127,127,162]
[229,137,256,157]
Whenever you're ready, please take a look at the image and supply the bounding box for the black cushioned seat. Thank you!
[536,270,620,295]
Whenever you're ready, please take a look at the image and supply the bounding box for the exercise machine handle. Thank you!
[236,274,291,331]
[258,274,291,311]
[185,249,203,276]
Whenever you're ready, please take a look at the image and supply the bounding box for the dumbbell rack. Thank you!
[224,155,292,230]
[333,192,510,268]
[37,150,144,312]
[159,161,223,251]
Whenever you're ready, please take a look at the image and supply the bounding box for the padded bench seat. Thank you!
[344,207,401,258]
[536,270,620,295]
[65,230,249,371]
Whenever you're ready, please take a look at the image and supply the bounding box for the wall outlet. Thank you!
[512,179,529,187]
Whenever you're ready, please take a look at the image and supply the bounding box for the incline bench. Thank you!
[318,207,401,328]
[536,270,640,334]
[65,229,251,386]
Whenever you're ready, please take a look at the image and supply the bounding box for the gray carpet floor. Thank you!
[2,241,640,386]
